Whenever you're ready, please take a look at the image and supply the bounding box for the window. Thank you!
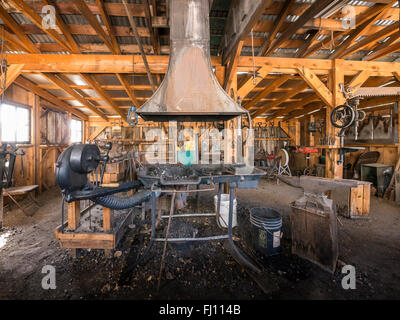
[0,103,30,143]
[70,119,82,143]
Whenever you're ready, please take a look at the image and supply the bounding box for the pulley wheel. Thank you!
[330,104,355,129]
[277,149,289,167]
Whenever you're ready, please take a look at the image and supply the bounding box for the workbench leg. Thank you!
[227,184,261,274]
[103,207,112,258]
[67,201,81,258]
[0,190,3,230]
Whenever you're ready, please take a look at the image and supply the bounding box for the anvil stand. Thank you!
[149,181,262,283]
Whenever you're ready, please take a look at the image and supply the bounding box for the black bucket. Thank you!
[250,207,282,256]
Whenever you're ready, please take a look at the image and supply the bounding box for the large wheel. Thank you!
[330,104,355,129]
[277,149,289,167]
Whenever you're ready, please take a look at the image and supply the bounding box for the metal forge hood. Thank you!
[136,0,246,122]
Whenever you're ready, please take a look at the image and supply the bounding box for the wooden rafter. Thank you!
[267,93,319,120]
[329,4,394,61]
[221,0,273,64]
[237,65,272,99]
[80,73,127,122]
[297,30,319,58]
[364,32,400,61]
[0,4,39,53]
[297,67,333,107]
[244,75,291,110]
[116,74,140,109]
[41,73,107,120]
[14,76,88,120]
[252,81,309,117]
[224,41,244,93]
[9,0,73,52]
[143,0,160,55]
[122,0,155,92]
[258,0,295,57]
[72,0,114,53]
[265,0,332,56]
[304,2,396,58]
[96,0,120,54]
[340,22,398,59]
[0,64,24,95]
[284,102,324,121]
[42,0,81,54]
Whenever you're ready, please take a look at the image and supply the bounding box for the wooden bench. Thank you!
[3,185,40,216]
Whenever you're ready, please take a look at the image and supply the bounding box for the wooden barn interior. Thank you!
[0,0,399,300]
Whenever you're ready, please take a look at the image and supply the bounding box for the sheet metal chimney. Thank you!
[136,0,246,122]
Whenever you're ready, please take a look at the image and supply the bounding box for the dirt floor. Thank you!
[0,178,399,300]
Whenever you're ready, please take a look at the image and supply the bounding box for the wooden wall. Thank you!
[2,83,75,193]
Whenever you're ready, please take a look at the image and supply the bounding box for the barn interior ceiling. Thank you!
[0,0,399,121]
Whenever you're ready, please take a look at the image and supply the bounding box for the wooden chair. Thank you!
[3,185,40,216]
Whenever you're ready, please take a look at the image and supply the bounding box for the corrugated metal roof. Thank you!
[373,20,396,26]
[348,1,374,6]
[28,34,56,44]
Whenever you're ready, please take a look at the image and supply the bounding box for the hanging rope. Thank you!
[251,29,256,85]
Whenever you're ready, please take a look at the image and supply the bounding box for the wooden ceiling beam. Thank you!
[258,0,295,56]
[0,64,24,95]
[304,1,396,58]
[267,93,319,120]
[265,0,332,56]
[252,81,309,117]
[96,0,120,54]
[80,73,127,123]
[0,4,39,53]
[42,73,107,120]
[42,0,81,54]
[297,67,333,107]
[72,0,114,53]
[9,2,147,17]
[116,74,140,109]
[221,0,273,64]
[237,65,272,99]
[340,22,398,59]
[9,0,73,52]
[284,102,325,121]
[329,2,396,60]
[363,32,400,61]
[143,0,160,55]
[243,75,291,110]
[14,76,88,120]
[224,41,244,93]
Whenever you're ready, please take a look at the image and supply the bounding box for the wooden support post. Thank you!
[0,190,3,230]
[67,200,80,258]
[309,115,315,147]
[68,201,80,230]
[295,120,301,145]
[103,207,112,257]
[325,60,346,179]
[103,207,112,232]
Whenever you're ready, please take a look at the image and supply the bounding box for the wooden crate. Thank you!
[331,181,371,219]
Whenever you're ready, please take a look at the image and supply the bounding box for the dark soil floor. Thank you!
[0,178,399,300]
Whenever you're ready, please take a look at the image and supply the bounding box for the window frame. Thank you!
[0,100,31,145]
[70,117,83,144]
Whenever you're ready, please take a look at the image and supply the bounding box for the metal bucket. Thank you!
[250,207,282,256]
